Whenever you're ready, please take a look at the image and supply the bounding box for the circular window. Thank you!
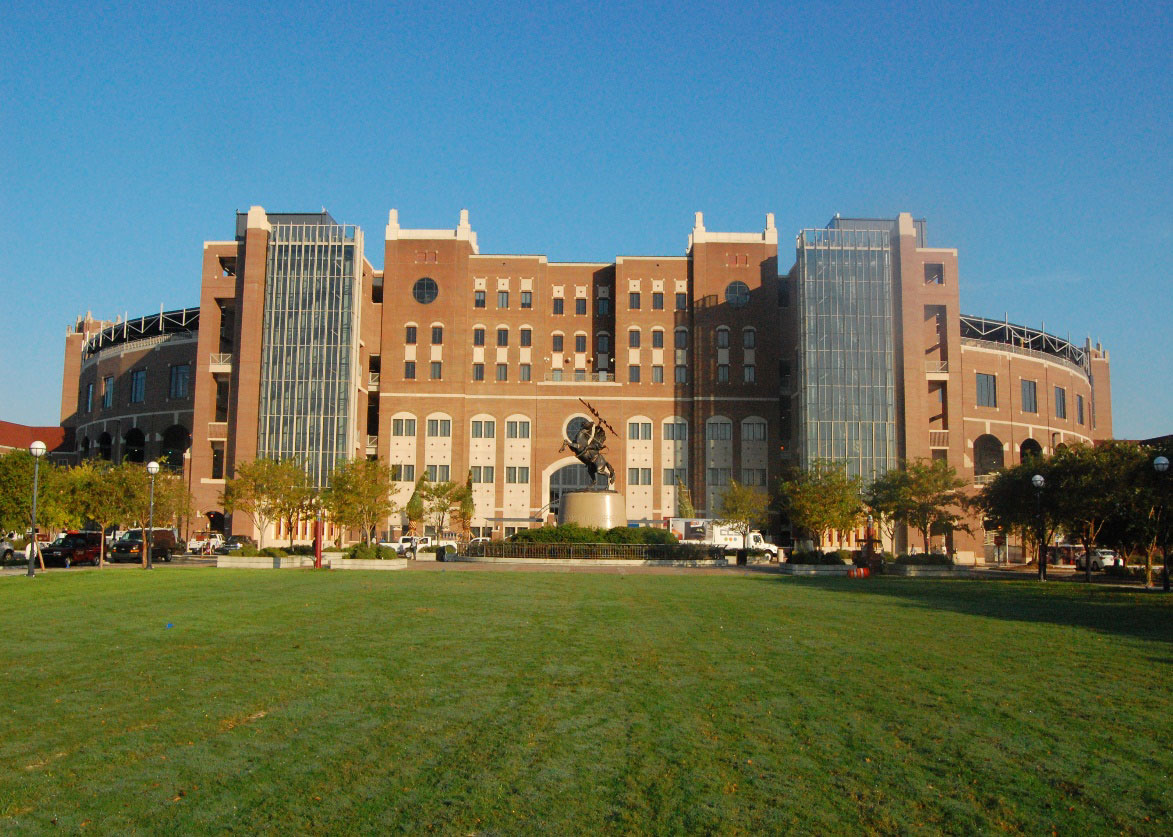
[565,416,591,443]
[412,277,438,304]
[725,281,750,308]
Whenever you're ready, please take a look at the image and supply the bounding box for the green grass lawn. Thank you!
[1,568,1170,834]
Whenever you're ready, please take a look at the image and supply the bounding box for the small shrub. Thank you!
[604,526,678,545]
[788,550,823,564]
[290,544,315,556]
[894,553,953,566]
[259,547,288,558]
[819,551,848,565]
[237,544,260,557]
[347,543,377,560]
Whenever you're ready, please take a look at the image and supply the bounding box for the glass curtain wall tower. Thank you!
[257,214,362,485]
[795,218,899,482]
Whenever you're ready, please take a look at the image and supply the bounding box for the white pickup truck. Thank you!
[382,535,459,556]
[667,518,779,558]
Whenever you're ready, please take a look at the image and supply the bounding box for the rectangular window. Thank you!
[575,298,587,315]
[472,363,484,381]
[743,329,756,349]
[398,464,415,482]
[506,466,530,484]
[425,419,451,437]
[506,420,530,438]
[707,468,731,486]
[744,421,766,441]
[628,467,640,485]
[521,291,532,309]
[211,442,224,479]
[707,422,732,441]
[597,298,611,315]
[405,325,417,344]
[552,334,564,352]
[664,421,687,441]
[474,290,486,309]
[976,373,997,407]
[85,382,94,412]
[471,466,496,483]
[497,328,509,347]
[497,291,509,308]
[652,365,664,383]
[664,467,687,485]
[496,363,508,381]
[675,330,688,349]
[1021,379,1038,413]
[520,328,532,347]
[169,364,190,399]
[628,329,640,348]
[1055,386,1067,419]
[519,363,531,381]
[404,361,416,380]
[717,365,729,383]
[742,468,767,486]
[627,421,651,440]
[628,365,640,383]
[431,326,443,344]
[629,292,640,310]
[675,365,687,384]
[717,330,730,349]
[426,464,452,482]
[551,369,563,381]
[574,334,586,352]
[1076,394,1085,425]
[130,369,146,403]
[430,361,442,380]
[652,330,664,348]
[652,292,664,310]
[924,263,944,285]
[552,297,564,315]
[471,420,495,438]
[743,365,756,384]
[675,292,687,311]
[392,418,416,436]
[473,328,485,346]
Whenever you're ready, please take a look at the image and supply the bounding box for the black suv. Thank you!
[110,529,179,563]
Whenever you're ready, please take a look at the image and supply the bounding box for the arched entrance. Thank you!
[973,434,1004,477]
[98,432,113,461]
[161,425,191,471]
[123,428,146,463]
[1020,438,1042,462]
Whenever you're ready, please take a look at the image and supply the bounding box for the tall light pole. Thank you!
[146,460,160,570]
[1032,473,1046,582]
[27,440,46,578]
[1155,455,1169,592]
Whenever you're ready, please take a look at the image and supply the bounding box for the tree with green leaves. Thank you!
[450,471,476,542]
[324,458,399,544]
[675,476,696,518]
[421,479,470,538]
[222,458,309,548]
[0,449,77,538]
[776,459,863,547]
[717,480,770,549]
[976,458,1060,573]
[68,460,125,567]
[405,475,426,536]
[887,459,969,555]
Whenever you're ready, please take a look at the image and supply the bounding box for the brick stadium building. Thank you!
[58,208,1112,560]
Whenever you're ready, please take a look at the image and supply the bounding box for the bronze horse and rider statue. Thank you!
[559,399,617,487]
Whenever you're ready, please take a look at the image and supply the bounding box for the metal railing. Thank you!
[542,372,616,383]
[925,360,949,373]
[929,430,949,448]
[368,372,380,387]
[973,473,996,485]
[465,541,724,561]
[366,435,378,449]
[209,353,233,366]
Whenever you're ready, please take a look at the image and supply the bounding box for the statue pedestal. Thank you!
[558,490,627,529]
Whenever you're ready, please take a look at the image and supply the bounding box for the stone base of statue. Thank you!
[558,490,627,529]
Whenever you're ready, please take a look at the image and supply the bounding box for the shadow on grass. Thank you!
[782,576,1173,645]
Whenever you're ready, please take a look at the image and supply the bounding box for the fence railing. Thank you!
[465,541,724,561]
[929,430,949,448]
[209,353,233,366]
[925,360,949,373]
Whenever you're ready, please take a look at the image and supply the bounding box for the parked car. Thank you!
[2,536,18,563]
[215,535,256,555]
[1075,549,1124,571]
[383,535,458,556]
[187,530,225,553]
[40,531,104,568]
[110,529,180,563]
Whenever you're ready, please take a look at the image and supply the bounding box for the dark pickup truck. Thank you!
[110,529,180,563]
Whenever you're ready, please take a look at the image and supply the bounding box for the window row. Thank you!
[976,373,1085,424]
[84,365,191,412]
[390,418,531,438]
[705,420,767,441]
[715,365,756,384]
[714,327,756,349]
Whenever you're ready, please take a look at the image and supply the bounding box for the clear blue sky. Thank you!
[1,0,1168,437]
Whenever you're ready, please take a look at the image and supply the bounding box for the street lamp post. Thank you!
[1155,456,1169,592]
[27,440,46,578]
[146,461,160,570]
[1032,473,1046,582]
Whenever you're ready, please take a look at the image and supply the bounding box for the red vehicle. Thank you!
[40,531,104,568]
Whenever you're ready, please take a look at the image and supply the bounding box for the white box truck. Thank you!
[667,518,778,558]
